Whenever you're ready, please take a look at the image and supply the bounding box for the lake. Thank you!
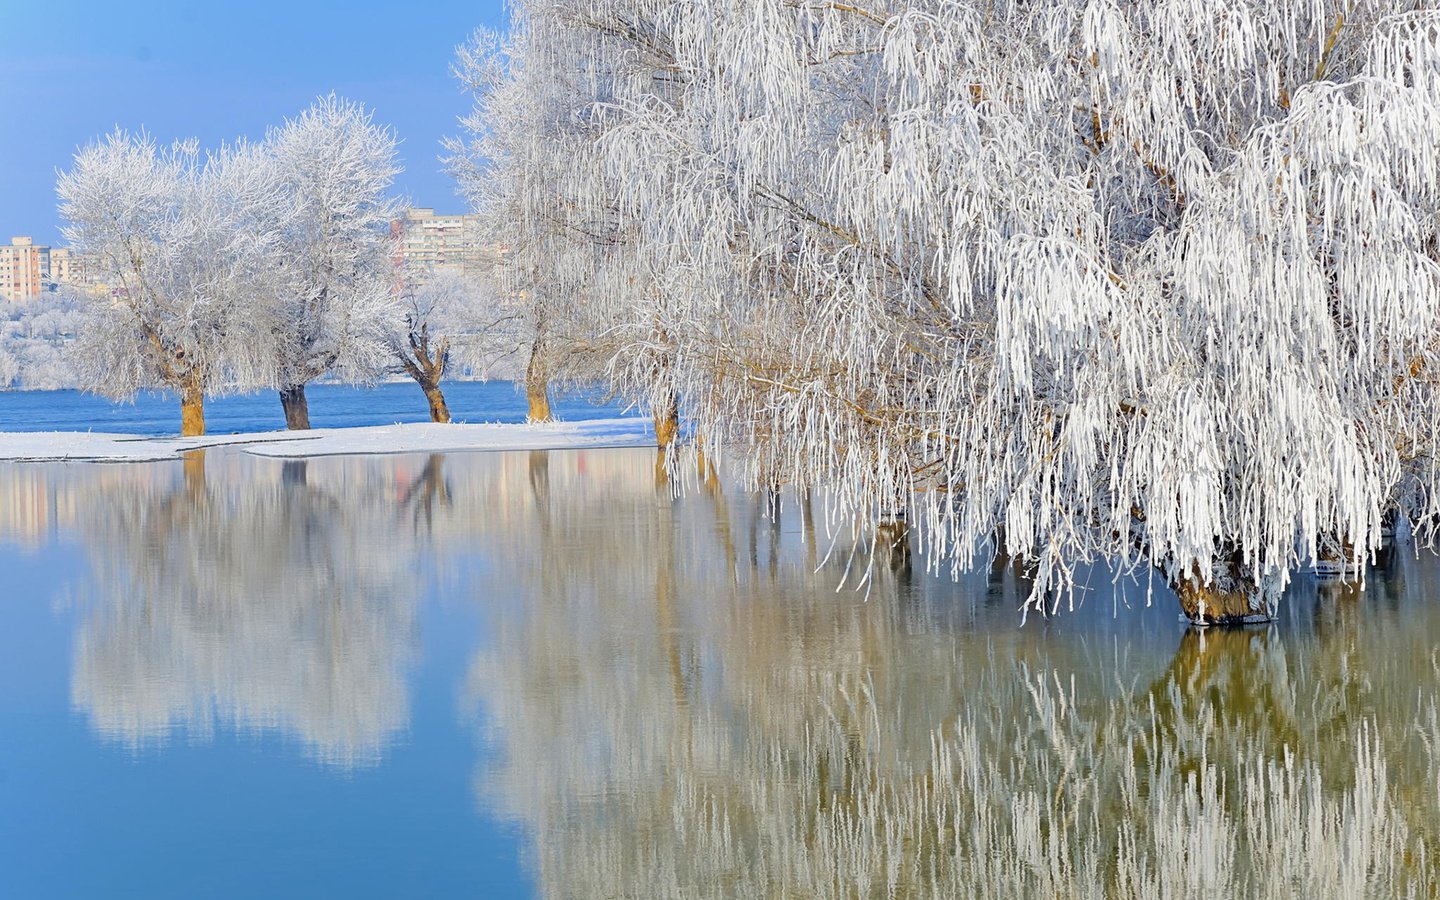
[0,382,632,435]
[1,447,1438,898]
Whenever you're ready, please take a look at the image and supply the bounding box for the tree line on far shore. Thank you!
[0,294,86,391]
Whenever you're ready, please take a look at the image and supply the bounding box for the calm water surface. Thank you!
[1,448,1438,898]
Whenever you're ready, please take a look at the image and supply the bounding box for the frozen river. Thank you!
[2,447,1439,897]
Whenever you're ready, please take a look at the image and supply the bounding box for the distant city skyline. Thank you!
[0,0,508,246]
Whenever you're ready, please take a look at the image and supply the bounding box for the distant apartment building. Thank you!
[1,237,49,302]
[47,247,98,292]
[390,208,499,289]
[0,237,101,302]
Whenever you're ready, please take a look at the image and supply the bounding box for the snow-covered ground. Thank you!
[0,419,655,463]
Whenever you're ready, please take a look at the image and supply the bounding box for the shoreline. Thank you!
[0,418,655,463]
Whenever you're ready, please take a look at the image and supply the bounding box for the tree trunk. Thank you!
[526,340,552,423]
[423,382,451,423]
[1172,558,1277,626]
[876,514,911,572]
[1312,532,1361,578]
[653,391,680,449]
[180,376,206,437]
[280,384,310,430]
[527,379,552,423]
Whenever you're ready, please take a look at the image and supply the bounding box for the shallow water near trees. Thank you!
[1,448,1437,898]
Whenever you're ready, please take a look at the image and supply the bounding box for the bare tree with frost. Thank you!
[449,25,664,425]
[57,132,283,435]
[463,1,1440,623]
[263,95,402,429]
[386,268,502,422]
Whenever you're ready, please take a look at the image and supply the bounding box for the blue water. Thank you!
[0,381,634,435]
[3,449,1439,897]
[0,535,528,899]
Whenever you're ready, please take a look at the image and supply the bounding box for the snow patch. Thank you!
[0,419,654,463]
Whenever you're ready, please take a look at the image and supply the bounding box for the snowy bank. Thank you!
[0,418,654,463]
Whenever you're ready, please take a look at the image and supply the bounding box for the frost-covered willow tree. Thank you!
[263,95,402,429]
[57,132,282,435]
[462,1,1440,623]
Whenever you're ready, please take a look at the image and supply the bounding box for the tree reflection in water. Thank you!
[63,451,430,768]
[3,448,1438,893]
[466,450,1440,898]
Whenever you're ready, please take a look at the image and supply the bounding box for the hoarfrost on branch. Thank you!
[453,1,1440,620]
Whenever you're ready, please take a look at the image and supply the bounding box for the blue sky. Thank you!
[0,0,509,246]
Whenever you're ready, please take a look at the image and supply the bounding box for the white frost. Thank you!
[452,1,1440,609]
[0,419,654,463]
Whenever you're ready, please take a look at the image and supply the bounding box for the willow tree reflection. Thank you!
[467,452,1440,897]
[64,451,439,768]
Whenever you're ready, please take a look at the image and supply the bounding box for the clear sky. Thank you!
[0,0,509,246]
